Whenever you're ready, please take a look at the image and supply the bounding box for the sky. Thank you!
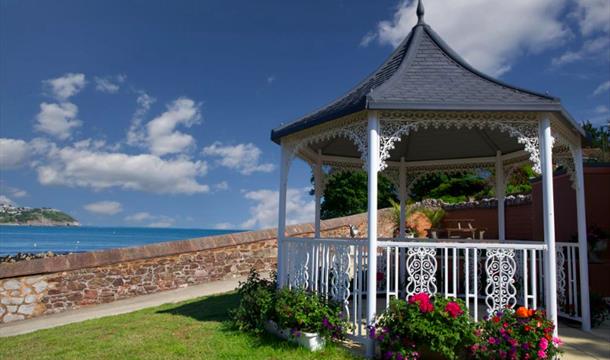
[0,0,609,230]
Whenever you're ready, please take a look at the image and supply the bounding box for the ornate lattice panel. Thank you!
[405,247,438,298]
[485,249,517,315]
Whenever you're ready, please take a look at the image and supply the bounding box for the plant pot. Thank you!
[264,320,326,351]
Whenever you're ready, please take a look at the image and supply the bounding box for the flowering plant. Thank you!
[273,287,350,340]
[370,294,475,359]
[471,306,562,359]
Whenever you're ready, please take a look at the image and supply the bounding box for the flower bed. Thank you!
[471,307,562,359]
[371,293,563,360]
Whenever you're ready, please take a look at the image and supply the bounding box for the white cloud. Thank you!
[0,138,30,169]
[593,80,610,96]
[552,36,609,67]
[1,184,28,198]
[35,102,81,140]
[94,74,126,94]
[125,212,153,222]
[360,31,377,47]
[365,0,570,76]
[124,211,174,227]
[145,98,201,156]
[35,141,209,194]
[240,188,314,229]
[594,105,609,114]
[43,73,86,100]
[214,222,233,230]
[127,92,156,147]
[573,0,610,36]
[84,201,123,215]
[0,195,15,206]
[202,142,274,175]
[214,181,229,191]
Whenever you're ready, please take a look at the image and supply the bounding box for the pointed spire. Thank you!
[416,0,425,25]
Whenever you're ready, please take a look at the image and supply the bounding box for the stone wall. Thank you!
[0,209,394,323]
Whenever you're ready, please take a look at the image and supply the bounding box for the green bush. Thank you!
[230,269,276,332]
[273,287,349,340]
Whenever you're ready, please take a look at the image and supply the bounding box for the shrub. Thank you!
[591,293,610,328]
[370,294,475,359]
[471,307,562,359]
[230,269,276,332]
[273,287,349,340]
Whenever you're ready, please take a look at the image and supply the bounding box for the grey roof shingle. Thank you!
[271,22,576,143]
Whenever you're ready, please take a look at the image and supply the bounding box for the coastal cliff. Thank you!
[0,205,79,226]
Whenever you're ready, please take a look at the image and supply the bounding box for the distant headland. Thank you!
[0,204,80,226]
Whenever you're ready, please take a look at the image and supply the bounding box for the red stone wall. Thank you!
[0,209,395,323]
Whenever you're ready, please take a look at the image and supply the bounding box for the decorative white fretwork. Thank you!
[379,111,542,173]
[288,241,310,290]
[330,245,352,317]
[405,247,438,298]
[556,248,567,308]
[485,248,517,315]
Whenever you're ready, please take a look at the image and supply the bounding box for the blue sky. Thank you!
[1,0,609,229]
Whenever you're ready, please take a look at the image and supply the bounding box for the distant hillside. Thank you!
[0,205,79,226]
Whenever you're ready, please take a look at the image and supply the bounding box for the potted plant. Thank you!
[370,293,475,359]
[267,287,350,351]
[470,307,562,359]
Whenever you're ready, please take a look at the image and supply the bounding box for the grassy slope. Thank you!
[0,293,359,360]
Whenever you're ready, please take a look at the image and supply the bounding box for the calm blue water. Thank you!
[0,226,242,256]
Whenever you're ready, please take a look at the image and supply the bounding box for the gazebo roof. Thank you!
[271,3,583,143]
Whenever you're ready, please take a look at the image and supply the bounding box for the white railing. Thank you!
[281,237,584,340]
[556,242,583,321]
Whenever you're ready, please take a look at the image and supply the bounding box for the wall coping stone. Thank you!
[0,210,387,280]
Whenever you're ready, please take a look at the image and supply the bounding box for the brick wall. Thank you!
[0,209,395,323]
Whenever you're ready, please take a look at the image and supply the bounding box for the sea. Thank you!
[0,226,242,256]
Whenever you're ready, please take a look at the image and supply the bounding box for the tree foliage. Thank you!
[312,170,397,220]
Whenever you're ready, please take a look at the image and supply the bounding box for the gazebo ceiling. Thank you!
[309,126,524,163]
[271,1,583,144]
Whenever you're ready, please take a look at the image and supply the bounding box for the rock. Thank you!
[0,306,5,316]
[33,281,48,293]
[7,297,24,305]
[3,313,25,322]
[2,279,20,290]
[17,304,36,315]
[25,295,37,304]
[25,276,45,285]
[6,305,17,313]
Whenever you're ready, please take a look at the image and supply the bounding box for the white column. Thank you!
[399,157,406,237]
[314,150,323,238]
[495,151,506,241]
[399,157,406,298]
[539,116,558,334]
[573,144,592,331]
[366,111,380,358]
[277,142,290,287]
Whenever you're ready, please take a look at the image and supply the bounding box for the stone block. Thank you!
[6,305,17,313]
[33,281,48,293]
[25,295,38,304]
[0,305,5,316]
[25,276,45,285]
[3,313,25,322]
[3,279,20,290]
[17,304,36,315]
[1,297,24,305]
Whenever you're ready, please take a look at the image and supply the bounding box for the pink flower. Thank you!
[445,301,463,318]
[552,337,562,347]
[539,337,548,350]
[488,337,497,345]
[537,350,547,358]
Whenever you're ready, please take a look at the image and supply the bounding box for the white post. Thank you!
[495,151,506,241]
[539,116,558,335]
[573,144,591,331]
[277,141,290,287]
[399,157,406,298]
[314,150,323,238]
[399,157,406,237]
[366,111,380,358]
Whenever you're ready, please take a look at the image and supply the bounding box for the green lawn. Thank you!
[0,293,359,359]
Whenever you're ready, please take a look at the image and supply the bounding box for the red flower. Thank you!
[409,293,434,313]
[445,301,463,318]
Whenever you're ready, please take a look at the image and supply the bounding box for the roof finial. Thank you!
[416,0,425,25]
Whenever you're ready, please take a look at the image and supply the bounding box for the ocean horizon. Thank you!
[0,225,244,256]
